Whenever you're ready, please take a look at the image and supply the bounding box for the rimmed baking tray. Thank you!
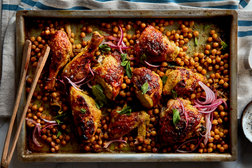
[16,10,237,162]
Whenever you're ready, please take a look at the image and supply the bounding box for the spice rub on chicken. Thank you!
[109,107,150,140]
[163,67,206,96]
[159,98,203,144]
[135,25,180,63]
[45,30,73,90]
[69,86,101,142]
[93,54,124,100]
[132,67,163,109]
[62,31,104,82]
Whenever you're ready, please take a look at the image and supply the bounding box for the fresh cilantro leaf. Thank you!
[80,108,86,114]
[194,37,198,46]
[121,60,129,66]
[171,90,177,99]
[92,84,107,108]
[121,53,127,62]
[172,109,181,126]
[56,131,62,138]
[162,76,168,85]
[221,40,228,50]
[99,44,111,53]
[141,82,149,94]
[126,61,132,78]
[120,53,132,78]
[56,119,63,125]
[117,106,132,116]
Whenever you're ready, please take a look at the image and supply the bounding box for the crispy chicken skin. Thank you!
[62,31,104,82]
[69,86,101,142]
[163,67,206,96]
[45,30,72,90]
[132,67,163,109]
[109,108,150,139]
[135,25,180,63]
[159,98,202,143]
[93,54,124,100]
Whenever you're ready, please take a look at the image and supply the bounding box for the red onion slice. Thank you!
[41,118,57,124]
[103,139,127,148]
[178,98,188,128]
[144,60,160,68]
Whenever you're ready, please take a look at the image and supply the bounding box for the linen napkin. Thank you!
[0,0,251,118]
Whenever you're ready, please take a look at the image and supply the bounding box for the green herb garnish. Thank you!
[125,61,132,78]
[92,84,107,108]
[141,82,149,94]
[56,131,62,138]
[171,90,177,99]
[194,37,198,46]
[172,109,181,126]
[99,44,111,53]
[117,106,132,116]
[80,108,86,114]
[121,60,129,66]
[120,54,132,78]
[162,76,168,85]
[121,53,127,62]
[221,40,228,50]
[56,119,63,125]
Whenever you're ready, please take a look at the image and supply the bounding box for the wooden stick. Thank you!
[1,40,32,167]
[1,45,50,168]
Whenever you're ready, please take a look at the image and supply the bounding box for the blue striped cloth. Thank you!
[0,0,252,117]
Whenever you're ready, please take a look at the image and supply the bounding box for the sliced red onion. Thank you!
[203,113,212,145]
[89,66,94,76]
[197,81,216,105]
[103,139,127,148]
[64,76,81,91]
[41,118,57,124]
[103,41,130,50]
[117,26,123,47]
[87,82,92,89]
[33,124,42,147]
[41,123,58,132]
[194,81,227,145]
[26,118,37,125]
[103,41,118,48]
[144,60,160,68]
[178,98,188,128]
[74,76,87,85]
[105,35,119,41]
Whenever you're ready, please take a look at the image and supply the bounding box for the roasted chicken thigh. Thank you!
[45,30,72,90]
[93,54,124,100]
[132,67,163,108]
[135,25,180,63]
[159,98,202,143]
[62,31,104,82]
[163,67,206,96]
[109,108,150,140]
[69,86,101,142]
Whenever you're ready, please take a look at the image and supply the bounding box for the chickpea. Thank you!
[213,42,219,48]
[212,33,218,40]
[212,119,218,125]
[193,31,199,37]
[205,44,211,50]
[197,66,203,72]
[207,37,213,42]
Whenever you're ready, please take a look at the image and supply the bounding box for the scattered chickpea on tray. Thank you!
[24,18,230,154]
